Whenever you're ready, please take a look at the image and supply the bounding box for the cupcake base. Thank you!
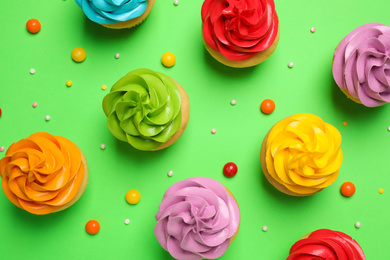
[225,187,240,244]
[101,0,156,29]
[203,24,280,68]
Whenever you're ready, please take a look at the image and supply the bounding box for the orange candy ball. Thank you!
[340,182,356,197]
[261,99,275,114]
[26,19,41,34]
[161,52,176,67]
[85,220,100,235]
[71,47,87,63]
[125,189,141,205]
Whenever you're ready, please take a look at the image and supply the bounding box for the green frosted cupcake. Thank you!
[102,69,190,151]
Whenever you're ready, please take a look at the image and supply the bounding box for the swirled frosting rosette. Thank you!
[201,0,279,66]
[0,132,88,215]
[103,68,189,151]
[154,177,240,260]
[260,113,343,196]
[333,23,390,107]
[75,0,155,29]
[287,229,366,260]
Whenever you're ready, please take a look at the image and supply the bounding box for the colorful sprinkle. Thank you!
[173,0,179,5]
[168,170,174,177]
[310,27,316,33]
[100,144,106,150]
[161,52,176,67]
[379,188,384,194]
[125,189,141,205]
[340,182,355,197]
[260,99,275,114]
[355,222,361,228]
[115,53,120,59]
[262,225,268,232]
[124,219,130,225]
[102,85,107,91]
[30,68,36,75]
[66,80,72,87]
[71,47,87,63]
[26,19,41,34]
[32,102,37,108]
[85,220,100,235]
[0,147,4,152]
[230,99,237,105]
[211,128,217,134]
[223,162,238,177]
[45,115,50,121]
[342,121,348,126]
[288,62,294,68]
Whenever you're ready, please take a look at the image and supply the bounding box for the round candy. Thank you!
[71,47,87,63]
[32,102,37,108]
[0,108,2,117]
[288,62,294,68]
[85,220,100,235]
[101,85,107,90]
[0,147,4,152]
[223,162,238,177]
[260,99,275,114]
[340,182,356,197]
[125,189,141,205]
[45,115,50,121]
[66,80,72,87]
[161,52,176,67]
[26,19,41,34]
[379,188,384,194]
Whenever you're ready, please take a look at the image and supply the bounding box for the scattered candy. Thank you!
[124,219,130,225]
[355,222,361,228]
[30,68,36,75]
[115,53,120,59]
[310,27,316,33]
[71,47,87,63]
[230,99,237,105]
[100,144,106,150]
[173,0,179,5]
[211,128,217,134]
[0,108,2,117]
[161,52,176,67]
[102,85,107,91]
[342,121,348,126]
[262,225,268,232]
[223,162,238,177]
[85,220,100,235]
[288,62,294,68]
[168,170,174,177]
[379,188,384,194]
[125,189,141,205]
[0,147,4,152]
[45,115,50,121]
[340,182,355,197]
[260,99,275,114]
[26,19,41,34]
[66,80,72,87]
[387,126,390,131]
[32,102,37,108]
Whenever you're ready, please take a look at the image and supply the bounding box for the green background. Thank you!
[1,0,390,259]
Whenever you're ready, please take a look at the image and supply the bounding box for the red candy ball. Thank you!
[85,220,100,235]
[261,99,275,114]
[340,182,356,197]
[26,19,41,34]
[223,162,238,177]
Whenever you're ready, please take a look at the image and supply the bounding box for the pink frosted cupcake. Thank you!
[154,177,240,260]
[333,23,390,107]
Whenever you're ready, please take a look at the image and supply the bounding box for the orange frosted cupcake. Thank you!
[0,132,88,215]
[260,113,343,196]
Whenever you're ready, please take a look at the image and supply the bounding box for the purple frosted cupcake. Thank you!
[154,177,240,260]
[333,23,390,107]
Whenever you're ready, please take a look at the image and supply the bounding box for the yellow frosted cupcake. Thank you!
[260,113,343,196]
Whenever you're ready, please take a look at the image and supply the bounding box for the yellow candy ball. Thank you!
[101,84,107,90]
[71,47,87,63]
[161,52,176,67]
[125,189,141,204]
[66,80,72,87]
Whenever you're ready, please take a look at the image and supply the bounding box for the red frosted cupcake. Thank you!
[201,0,280,68]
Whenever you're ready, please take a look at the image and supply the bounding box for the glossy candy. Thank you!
[86,220,100,235]
[223,162,238,177]
[261,99,275,114]
[26,19,41,34]
[341,182,356,197]
[161,52,176,67]
[71,47,86,63]
[66,80,72,87]
[125,189,141,204]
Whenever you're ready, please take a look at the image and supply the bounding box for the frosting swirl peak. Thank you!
[202,0,279,61]
[75,0,147,25]
[288,229,366,260]
[333,23,390,107]
[154,177,240,260]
